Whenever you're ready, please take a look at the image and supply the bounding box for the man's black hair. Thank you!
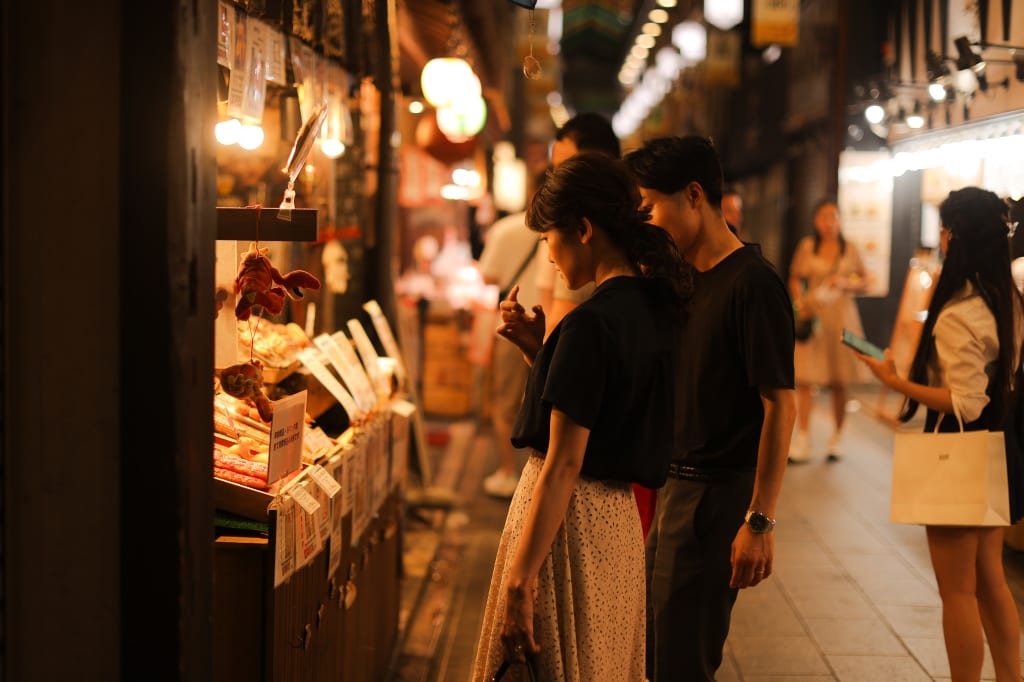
[555,113,621,158]
[623,135,724,208]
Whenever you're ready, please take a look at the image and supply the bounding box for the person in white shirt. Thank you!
[478,211,542,497]
[855,187,1023,682]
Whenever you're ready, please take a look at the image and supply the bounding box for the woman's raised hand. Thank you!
[497,285,545,362]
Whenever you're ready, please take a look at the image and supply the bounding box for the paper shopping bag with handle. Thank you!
[891,427,1011,526]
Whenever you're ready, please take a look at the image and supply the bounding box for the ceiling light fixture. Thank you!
[642,22,662,36]
[649,9,669,24]
[704,0,744,31]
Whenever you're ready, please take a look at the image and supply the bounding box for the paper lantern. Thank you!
[704,0,743,30]
[436,96,488,142]
[420,58,481,108]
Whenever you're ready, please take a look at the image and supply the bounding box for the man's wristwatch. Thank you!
[744,510,776,534]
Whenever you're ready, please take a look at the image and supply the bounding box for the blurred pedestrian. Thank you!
[721,184,743,238]
[788,197,868,463]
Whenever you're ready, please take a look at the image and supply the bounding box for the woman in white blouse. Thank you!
[857,187,1023,682]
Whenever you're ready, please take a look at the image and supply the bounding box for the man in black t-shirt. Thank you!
[624,137,796,682]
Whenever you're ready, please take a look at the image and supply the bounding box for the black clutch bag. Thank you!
[491,657,539,681]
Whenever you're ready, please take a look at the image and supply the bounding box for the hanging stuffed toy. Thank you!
[218,360,275,422]
[234,241,321,321]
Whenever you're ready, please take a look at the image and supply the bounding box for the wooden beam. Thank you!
[216,207,318,242]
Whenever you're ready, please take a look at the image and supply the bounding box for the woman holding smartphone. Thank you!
[472,152,690,681]
[855,187,1023,682]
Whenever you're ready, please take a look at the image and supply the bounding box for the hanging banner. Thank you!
[705,29,741,86]
[752,0,800,47]
[217,1,233,67]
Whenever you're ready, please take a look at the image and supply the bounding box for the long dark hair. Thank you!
[810,197,847,256]
[900,187,1021,423]
[526,151,692,304]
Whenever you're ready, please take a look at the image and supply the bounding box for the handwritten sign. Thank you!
[268,391,307,483]
[297,348,363,420]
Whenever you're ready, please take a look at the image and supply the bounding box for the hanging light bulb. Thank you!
[929,82,948,101]
[705,0,744,31]
[672,21,707,63]
[906,103,925,129]
[320,138,346,158]
[864,104,886,124]
[215,118,242,145]
[238,124,265,150]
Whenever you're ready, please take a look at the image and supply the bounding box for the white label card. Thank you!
[273,497,296,587]
[308,464,342,498]
[291,483,321,514]
[363,300,409,383]
[329,331,378,408]
[305,426,334,453]
[314,333,377,411]
[297,348,363,420]
[347,319,389,395]
[268,390,307,483]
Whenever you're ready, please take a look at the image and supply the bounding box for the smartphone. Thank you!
[842,328,885,360]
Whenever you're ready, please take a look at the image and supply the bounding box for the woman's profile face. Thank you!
[813,203,840,240]
[542,225,586,289]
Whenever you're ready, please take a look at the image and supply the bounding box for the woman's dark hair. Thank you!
[622,135,724,208]
[900,187,1021,423]
[810,197,846,256]
[526,151,692,304]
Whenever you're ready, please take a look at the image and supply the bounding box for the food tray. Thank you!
[261,359,300,385]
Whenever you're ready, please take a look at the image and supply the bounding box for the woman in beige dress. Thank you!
[788,198,867,462]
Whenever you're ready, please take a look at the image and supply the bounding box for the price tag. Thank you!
[305,425,334,453]
[273,498,296,588]
[308,464,342,498]
[363,300,408,383]
[291,483,321,514]
[297,348,363,420]
[314,333,377,410]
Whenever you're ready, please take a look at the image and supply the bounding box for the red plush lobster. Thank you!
[234,242,320,321]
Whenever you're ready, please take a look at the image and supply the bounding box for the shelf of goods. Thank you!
[213,398,413,682]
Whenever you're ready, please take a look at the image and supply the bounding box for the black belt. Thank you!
[666,463,744,482]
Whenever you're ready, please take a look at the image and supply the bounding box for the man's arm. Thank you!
[729,386,795,589]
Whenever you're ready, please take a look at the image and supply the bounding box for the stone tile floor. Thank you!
[392,387,1024,681]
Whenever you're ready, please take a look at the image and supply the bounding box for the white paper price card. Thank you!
[347,319,389,395]
[273,497,296,587]
[363,300,408,383]
[314,333,377,411]
[290,482,321,514]
[329,331,378,408]
[305,425,334,454]
[308,464,342,498]
[295,497,322,569]
[268,390,307,484]
[297,348,363,420]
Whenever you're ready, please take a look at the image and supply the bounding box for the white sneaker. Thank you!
[826,433,843,462]
[483,470,519,498]
[788,431,811,464]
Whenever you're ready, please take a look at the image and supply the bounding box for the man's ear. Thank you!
[579,217,594,244]
[687,181,705,208]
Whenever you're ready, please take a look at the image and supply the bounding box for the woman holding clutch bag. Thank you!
[854,187,1023,682]
[788,198,868,463]
[471,152,689,681]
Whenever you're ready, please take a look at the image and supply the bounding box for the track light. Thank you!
[906,102,925,129]
[954,37,984,72]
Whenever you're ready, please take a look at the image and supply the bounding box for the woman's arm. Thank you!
[501,408,589,658]
[856,349,955,414]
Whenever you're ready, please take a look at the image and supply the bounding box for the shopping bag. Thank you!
[891,424,1011,526]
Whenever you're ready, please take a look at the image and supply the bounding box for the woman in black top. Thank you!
[471,152,690,681]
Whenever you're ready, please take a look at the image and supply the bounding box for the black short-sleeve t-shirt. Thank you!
[676,245,794,471]
[511,276,678,488]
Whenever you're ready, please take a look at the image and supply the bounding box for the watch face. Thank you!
[748,512,771,532]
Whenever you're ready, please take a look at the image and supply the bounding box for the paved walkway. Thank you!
[392,386,1024,681]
